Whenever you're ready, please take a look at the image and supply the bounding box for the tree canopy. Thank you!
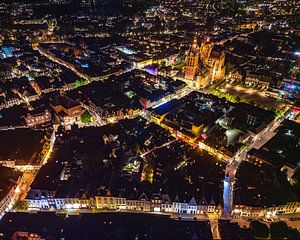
[81,111,93,124]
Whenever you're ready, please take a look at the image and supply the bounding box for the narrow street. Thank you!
[140,138,178,158]
[209,219,221,240]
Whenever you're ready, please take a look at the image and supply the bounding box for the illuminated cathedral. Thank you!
[184,37,225,89]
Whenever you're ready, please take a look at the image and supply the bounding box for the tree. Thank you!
[270,221,289,239]
[250,220,269,239]
[287,228,300,240]
[28,70,36,80]
[15,200,29,210]
[74,79,85,88]
[81,111,93,124]
[225,62,234,76]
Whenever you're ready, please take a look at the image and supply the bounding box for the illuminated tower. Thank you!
[209,47,226,83]
[199,38,213,65]
[184,38,200,81]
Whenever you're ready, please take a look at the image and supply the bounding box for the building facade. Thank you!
[25,109,52,127]
[26,193,221,217]
[245,71,272,90]
[0,168,23,218]
[184,38,200,81]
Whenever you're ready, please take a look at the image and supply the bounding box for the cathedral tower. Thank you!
[184,38,200,81]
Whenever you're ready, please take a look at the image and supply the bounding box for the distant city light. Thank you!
[116,47,136,55]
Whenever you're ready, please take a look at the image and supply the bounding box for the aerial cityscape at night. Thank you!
[0,0,299,239]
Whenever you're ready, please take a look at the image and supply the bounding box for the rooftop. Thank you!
[0,212,212,240]
[0,128,46,165]
[0,166,22,201]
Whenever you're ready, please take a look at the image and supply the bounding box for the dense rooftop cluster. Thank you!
[0,0,299,238]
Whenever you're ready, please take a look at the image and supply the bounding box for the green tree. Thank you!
[15,200,29,210]
[28,70,36,80]
[270,221,289,239]
[226,62,234,76]
[74,79,85,88]
[250,220,269,239]
[81,111,93,124]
